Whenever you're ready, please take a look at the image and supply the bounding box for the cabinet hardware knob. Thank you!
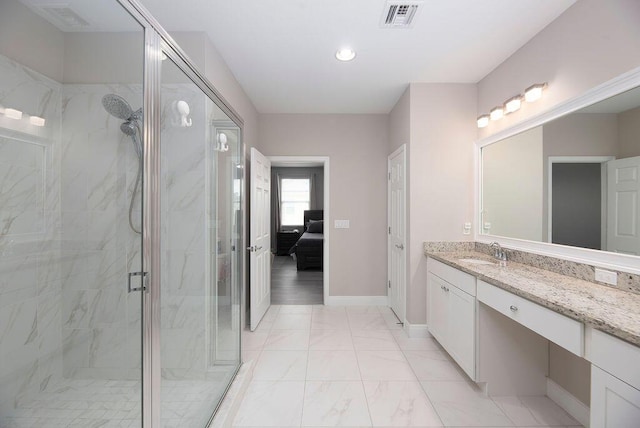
[510,305,518,312]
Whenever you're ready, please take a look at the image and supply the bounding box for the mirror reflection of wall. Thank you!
[481,87,640,256]
[482,126,543,241]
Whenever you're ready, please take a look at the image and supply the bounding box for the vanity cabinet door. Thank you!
[427,269,477,380]
[427,272,448,344]
[448,285,476,379]
[591,365,640,428]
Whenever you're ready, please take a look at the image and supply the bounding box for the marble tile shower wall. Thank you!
[160,85,211,380]
[60,83,214,381]
[60,84,145,380]
[0,54,63,417]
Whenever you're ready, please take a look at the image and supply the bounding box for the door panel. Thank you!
[158,52,242,427]
[427,273,448,343]
[607,156,640,255]
[250,148,271,331]
[388,145,406,322]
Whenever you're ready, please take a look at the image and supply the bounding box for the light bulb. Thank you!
[505,96,522,113]
[5,108,23,120]
[477,115,490,128]
[525,83,546,102]
[29,116,46,126]
[490,106,504,121]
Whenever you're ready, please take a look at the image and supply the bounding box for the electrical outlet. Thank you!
[595,268,617,286]
[334,220,350,229]
[463,222,472,235]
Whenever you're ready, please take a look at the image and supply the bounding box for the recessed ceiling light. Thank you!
[335,48,356,62]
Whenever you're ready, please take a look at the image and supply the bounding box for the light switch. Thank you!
[334,220,350,229]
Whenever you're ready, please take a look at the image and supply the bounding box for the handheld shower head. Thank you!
[102,94,143,235]
[120,121,137,137]
[102,94,134,120]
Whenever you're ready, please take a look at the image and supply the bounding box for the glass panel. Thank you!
[160,51,241,427]
[0,1,144,426]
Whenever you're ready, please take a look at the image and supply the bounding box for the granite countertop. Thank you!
[425,250,640,347]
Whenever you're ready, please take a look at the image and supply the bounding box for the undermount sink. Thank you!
[458,258,495,265]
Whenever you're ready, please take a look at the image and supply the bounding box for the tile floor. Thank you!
[238,305,584,428]
[1,378,229,428]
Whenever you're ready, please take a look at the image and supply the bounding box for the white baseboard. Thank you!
[403,321,432,338]
[325,295,389,306]
[546,378,590,428]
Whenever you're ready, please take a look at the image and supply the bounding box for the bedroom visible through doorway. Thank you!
[269,158,328,305]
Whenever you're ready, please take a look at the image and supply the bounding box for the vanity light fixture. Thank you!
[5,108,23,120]
[524,83,547,102]
[335,48,356,62]
[490,106,504,121]
[477,83,548,127]
[504,95,522,114]
[29,115,46,127]
[477,114,490,128]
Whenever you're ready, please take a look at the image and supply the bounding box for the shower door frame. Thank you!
[115,1,245,427]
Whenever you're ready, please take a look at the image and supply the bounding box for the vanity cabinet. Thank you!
[426,258,476,380]
[590,329,640,427]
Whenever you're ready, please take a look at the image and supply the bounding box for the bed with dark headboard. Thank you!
[289,210,323,270]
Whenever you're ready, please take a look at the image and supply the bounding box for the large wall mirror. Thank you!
[480,84,640,258]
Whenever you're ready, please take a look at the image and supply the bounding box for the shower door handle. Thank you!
[128,271,148,293]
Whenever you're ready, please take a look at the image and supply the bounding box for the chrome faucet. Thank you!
[489,241,508,262]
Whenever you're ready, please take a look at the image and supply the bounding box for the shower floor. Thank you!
[1,376,231,428]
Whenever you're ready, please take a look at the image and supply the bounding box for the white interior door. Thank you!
[607,156,640,255]
[388,145,406,323]
[250,148,271,331]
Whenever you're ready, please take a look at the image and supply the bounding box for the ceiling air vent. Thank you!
[381,1,423,29]
[39,4,90,30]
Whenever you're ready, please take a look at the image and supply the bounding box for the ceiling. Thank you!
[22,0,577,114]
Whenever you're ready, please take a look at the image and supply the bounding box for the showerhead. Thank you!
[102,94,134,120]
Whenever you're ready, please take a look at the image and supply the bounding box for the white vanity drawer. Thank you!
[477,280,583,356]
[590,328,640,390]
[427,258,476,296]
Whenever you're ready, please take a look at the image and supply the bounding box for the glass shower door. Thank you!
[0,1,146,427]
[157,48,242,427]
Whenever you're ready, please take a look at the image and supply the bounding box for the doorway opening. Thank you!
[548,156,613,249]
[269,157,330,305]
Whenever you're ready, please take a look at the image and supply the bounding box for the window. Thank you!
[281,178,310,226]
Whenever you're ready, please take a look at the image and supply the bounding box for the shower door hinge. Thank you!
[388,280,391,288]
[128,271,148,293]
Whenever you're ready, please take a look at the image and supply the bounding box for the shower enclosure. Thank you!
[0,1,243,427]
